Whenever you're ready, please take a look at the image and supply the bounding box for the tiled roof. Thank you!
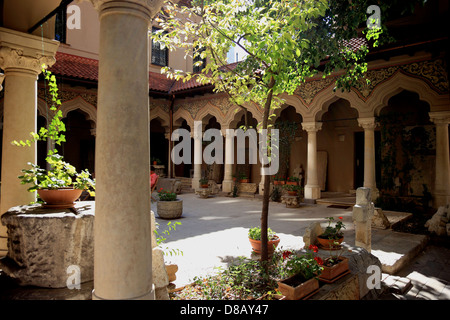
[49,52,210,94]
[50,52,99,81]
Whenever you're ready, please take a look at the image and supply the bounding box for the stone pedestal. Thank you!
[195,188,212,198]
[238,182,257,197]
[281,195,302,208]
[352,188,375,252]
[0,202,95,288]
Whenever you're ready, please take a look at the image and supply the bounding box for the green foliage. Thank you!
[199,177,209,184]
[154,221,183,257]
[282,184,302,192]
[270,186,282,202]
[321,216,346,240]
[14,65,95,196]
[157,188,178,201]
[248,226,276,241]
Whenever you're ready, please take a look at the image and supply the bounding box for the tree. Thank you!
[152,0,418,262]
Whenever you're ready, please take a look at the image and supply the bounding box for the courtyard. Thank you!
[1,190,448,301]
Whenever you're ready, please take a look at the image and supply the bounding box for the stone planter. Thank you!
[157,199,183,219]
[0,202,95,288]
[277,275,319,300]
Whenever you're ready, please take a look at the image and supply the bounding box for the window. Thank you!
[193,46,206,73]
[54,3,67,43]
[151,27,168,67]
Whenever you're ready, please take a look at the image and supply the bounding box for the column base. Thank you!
[304,185,321,200]
[191,179,200,190]
[222,179,233,193]
[92,285,155,300]
[363,186,379,201]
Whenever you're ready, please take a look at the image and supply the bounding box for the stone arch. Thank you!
[368,71,449,116]
[310,87,367,121]
[173,108,194,129]
[150,106,170,127]
[195,102,226,125]
[60,96,97,125]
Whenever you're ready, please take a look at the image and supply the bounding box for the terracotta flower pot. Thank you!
[200,184,209,188]
[318,257,350,283]
[37,188,83,209]
[248,235,280,254]
[286,181,298,185]
[274,181,285,185]
[317,235,344,250]
[277,275,319,300]
[287,191,298,196]
[239,179,249,183]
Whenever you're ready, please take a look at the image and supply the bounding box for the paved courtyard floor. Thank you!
[154,193,450,300]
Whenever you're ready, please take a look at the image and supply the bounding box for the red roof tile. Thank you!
[50,52,99,81]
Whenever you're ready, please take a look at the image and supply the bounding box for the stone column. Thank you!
[352,187,375,252]
[358,117,379,201]
[302,121,322,200]
[192,121,203,189]
[429,111,450,207]
[0,28,58,255]
[90,0,163,300]
[222,127,234,193]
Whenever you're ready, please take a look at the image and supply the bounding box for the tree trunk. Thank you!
[260,76,276,262]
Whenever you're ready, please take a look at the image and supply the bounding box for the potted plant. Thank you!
[273,174,285,185]
[18,153,95,208]
[14,65,95,209]
[286,176,300,185]
[277,247,323,300]
[151,157,161,165]
[156,188,183,219]
[316,244,350,283]
[317,216,346,250]
[282,184,302,196]
[199,177,209,188]
[238,172,249,183]
[248,226,280,254]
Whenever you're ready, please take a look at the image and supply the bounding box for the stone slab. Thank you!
[371,230,429,275]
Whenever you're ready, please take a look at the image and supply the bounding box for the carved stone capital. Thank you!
[0,47,55,76]
[357,117,377,130]
[301,121,322,133]
[0,73,4,91]
[429,111,450,125]
[85,0,164,19]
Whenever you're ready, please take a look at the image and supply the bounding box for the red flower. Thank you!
[339,216,343,220]
[314,256,324,265]
[308,244,319,253]
[282,250,293,260]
